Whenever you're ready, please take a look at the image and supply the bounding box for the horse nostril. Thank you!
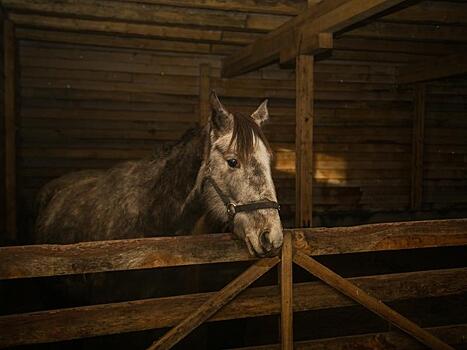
[259,230,272,252]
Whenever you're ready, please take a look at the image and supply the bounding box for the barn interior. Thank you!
[0,0,467,349]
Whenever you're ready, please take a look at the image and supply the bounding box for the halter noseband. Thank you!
[203,176,280,220]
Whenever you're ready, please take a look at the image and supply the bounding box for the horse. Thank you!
[35,91,283,257]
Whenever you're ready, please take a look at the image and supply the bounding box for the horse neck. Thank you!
[148,126,208,233]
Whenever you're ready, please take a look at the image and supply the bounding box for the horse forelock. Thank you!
[228,113,271,163]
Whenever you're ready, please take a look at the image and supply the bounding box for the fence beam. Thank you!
[1,267,465,348]
[293,251,454,350]
[146,257,279,350]
[1,218,466,280]
[280,232,293,350]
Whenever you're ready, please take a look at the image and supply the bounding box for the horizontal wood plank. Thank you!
[0,267,465,347]
[0,219,466,280]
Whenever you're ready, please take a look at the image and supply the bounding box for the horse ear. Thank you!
[251,99,269,126]
[209,90,232,133]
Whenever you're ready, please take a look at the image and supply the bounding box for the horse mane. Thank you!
[229,113,272,163]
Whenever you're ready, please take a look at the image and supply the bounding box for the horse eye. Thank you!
[227,159,238,168]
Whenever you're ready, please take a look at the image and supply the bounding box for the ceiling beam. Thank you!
[398,54,467,84]
[222,0,410,77]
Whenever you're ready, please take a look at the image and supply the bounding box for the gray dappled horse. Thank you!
[36,91,283,257]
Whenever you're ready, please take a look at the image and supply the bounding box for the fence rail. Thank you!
[1,218,466,280]
[0,218,466,349]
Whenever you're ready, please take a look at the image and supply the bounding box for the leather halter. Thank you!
[203,176,280,220]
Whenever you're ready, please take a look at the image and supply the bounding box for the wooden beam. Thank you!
[222,0,409,77]
[295,55,313,227]
[398,54,467,85]
[3,20,17,242]
[199,64,211,126]
[410,84,425,210]
[280,232,293,350]
[1,219,466,280]
[16,28,212,54]
[1,267,465,347]
[146,257,279,350]
[231,324,467,350]
[3,0,305,17]
[280,32,332,65]
[293,252,454,350]
[222,0,348,77]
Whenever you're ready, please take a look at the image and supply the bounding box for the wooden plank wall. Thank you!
[11,8,467,229]
[15,39,410,226]
[0,17,5,237]
[424,76,467,210]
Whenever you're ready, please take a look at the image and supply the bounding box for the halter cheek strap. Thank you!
[203,176,280,220]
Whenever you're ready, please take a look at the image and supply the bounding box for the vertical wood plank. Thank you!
[4,20,16,241]
[280,232,293,350]
[199,63,211,126]
[410,83,425,210]
[295,55,313,227]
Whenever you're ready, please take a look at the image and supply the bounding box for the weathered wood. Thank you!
[5,0,305,17]
[199,63,211,126]
[231,324,467,350]
[290,0,411,62]
[222,0,348,77]
[279,33,333,65]
[146,257,279,350]
[280,232,293,350]
[295,55,313,227]
[293,252,455,350]
[398,54,467,85]
[1,219,466,280]
[17,28,212,54]
[411,83,425,210]
[222,0,408,77]
[3,20,16,242]
[1,267,465,348]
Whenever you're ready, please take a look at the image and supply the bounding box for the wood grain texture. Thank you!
[398,54,467,84]
[280,232,293,350]
[294,252,454,350]
[0,219,466,280]
[199,63,211,126]
[146,257,279,350]
[410,83,425,210]
[3,20,16,242]
[295,55,313,227]
[1,267,465,348]
[232,324,467,350]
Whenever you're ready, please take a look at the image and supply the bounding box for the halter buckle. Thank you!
[227,203,236,218]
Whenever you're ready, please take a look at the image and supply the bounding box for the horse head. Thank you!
[201,91,283,257]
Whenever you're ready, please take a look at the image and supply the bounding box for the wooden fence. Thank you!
[0,218,466,349]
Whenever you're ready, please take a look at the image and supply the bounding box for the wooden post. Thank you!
[199,63,211,126]
[280,232,293,350]
[410,83,425,210]
[147,257,279,350]
[295,55,313,227]
[4,20,17,241]
[293,251,454,350]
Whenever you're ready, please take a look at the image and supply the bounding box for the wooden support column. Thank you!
[410,84,425,210]
[280,232,293,350]
[199,63,211,126]
[295,55,313,227]
[3,20,17,241]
